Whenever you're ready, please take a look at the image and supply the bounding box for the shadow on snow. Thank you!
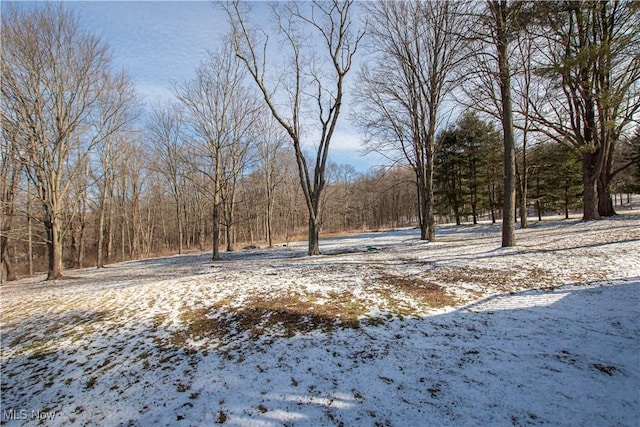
[2,279,638,426]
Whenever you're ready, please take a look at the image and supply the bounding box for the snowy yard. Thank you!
[1,216,639,426]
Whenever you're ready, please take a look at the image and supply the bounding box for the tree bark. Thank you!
[45,209,64,280]
[212,201,221,260]
[212,147,223,260]
[1,237,16,282]
[177,203,184,255]
[491,0,517,247]
[225,216,234,252]
[425,145,436,241]
[266,186,274,247]
[96,180,109,268]
[597,155,616,217]
[0,155,18,282]
[518,171,528,228]
[582,151,600,221]
[308,216,321,256]
[27,180,33,276]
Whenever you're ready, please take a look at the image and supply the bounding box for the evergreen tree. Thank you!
[435,112,502,224]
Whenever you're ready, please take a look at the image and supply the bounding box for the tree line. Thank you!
[2,1,639,281]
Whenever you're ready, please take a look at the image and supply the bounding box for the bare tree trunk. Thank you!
[27,181,33,276]
[517,167,528,228]
[308,216,320,256]
[96,185,108,268]
[177,200,184,254]
[490,0,517,247]
[1,247,15,282]
[225,216,234,252]
[266,186,274,247]
[425,144,436,241]
[78,226,85,268]
[308,189,322,255]
[489,183,497,224]
[516,137,529,228]
[107,187,114,262]
[582,152,600,221]
[212,150,223,260]
[0,148,18,281]
[132,186,140,258]
[212,203,221,260]
[597,180,615,217]
[199,206,206,251]
[45,209,64,280]
[121,219,126,261]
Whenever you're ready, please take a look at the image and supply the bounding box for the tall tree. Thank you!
[435,129,466,225]
[531,1,640,220]
[68,147,90,268]
[459,112,502,224]
[529,142,582,220]
[489,0,517,246]
[355,0,468,241]
[220,118,254,252]
[0,126,20,281]
[226,0,364,255]
[435,112,502,225]
[461,1,539,245]
[512,26,537,228]
[255,116,289,248]
[1,3,137,279]
[146,102,188,254]
[95,133,115,268]
[176,45,257,260]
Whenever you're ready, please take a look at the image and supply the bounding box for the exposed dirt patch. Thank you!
[172,292,364,347]
[373,272,459,312]
[426,265,559,293]
[592,363,618,376]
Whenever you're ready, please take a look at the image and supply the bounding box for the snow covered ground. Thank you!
[2,215,639,426]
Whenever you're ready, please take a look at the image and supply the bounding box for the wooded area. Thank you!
[1,1,639,281]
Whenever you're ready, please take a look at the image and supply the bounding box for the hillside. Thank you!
[2,216,639,426]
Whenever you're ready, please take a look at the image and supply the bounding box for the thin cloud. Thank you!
[70,1,227,102]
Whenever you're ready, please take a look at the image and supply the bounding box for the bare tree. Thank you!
[488,0,517,246]
[0,126,20,281]
[220,122,254,252]
[226,0,364,255]
[462,1,522,245]
[1,4,137,279]
[68,147,90,268]
[512,27,537,229]
[176,45,257,260]
[146,102,188,254]
[355,0,468,241]
[106,134,148,260]
[255,117,289,247]
[95,131,121,268]
[324,163,359,231]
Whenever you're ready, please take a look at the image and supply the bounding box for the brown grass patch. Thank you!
[434,266,513,287]
[172,292,364,347]
[425,265,556,293]
[372,271,459,312]
[427,264,607,294]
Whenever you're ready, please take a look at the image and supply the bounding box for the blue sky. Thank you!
[5,1,386,172]
[70,1,230,102]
